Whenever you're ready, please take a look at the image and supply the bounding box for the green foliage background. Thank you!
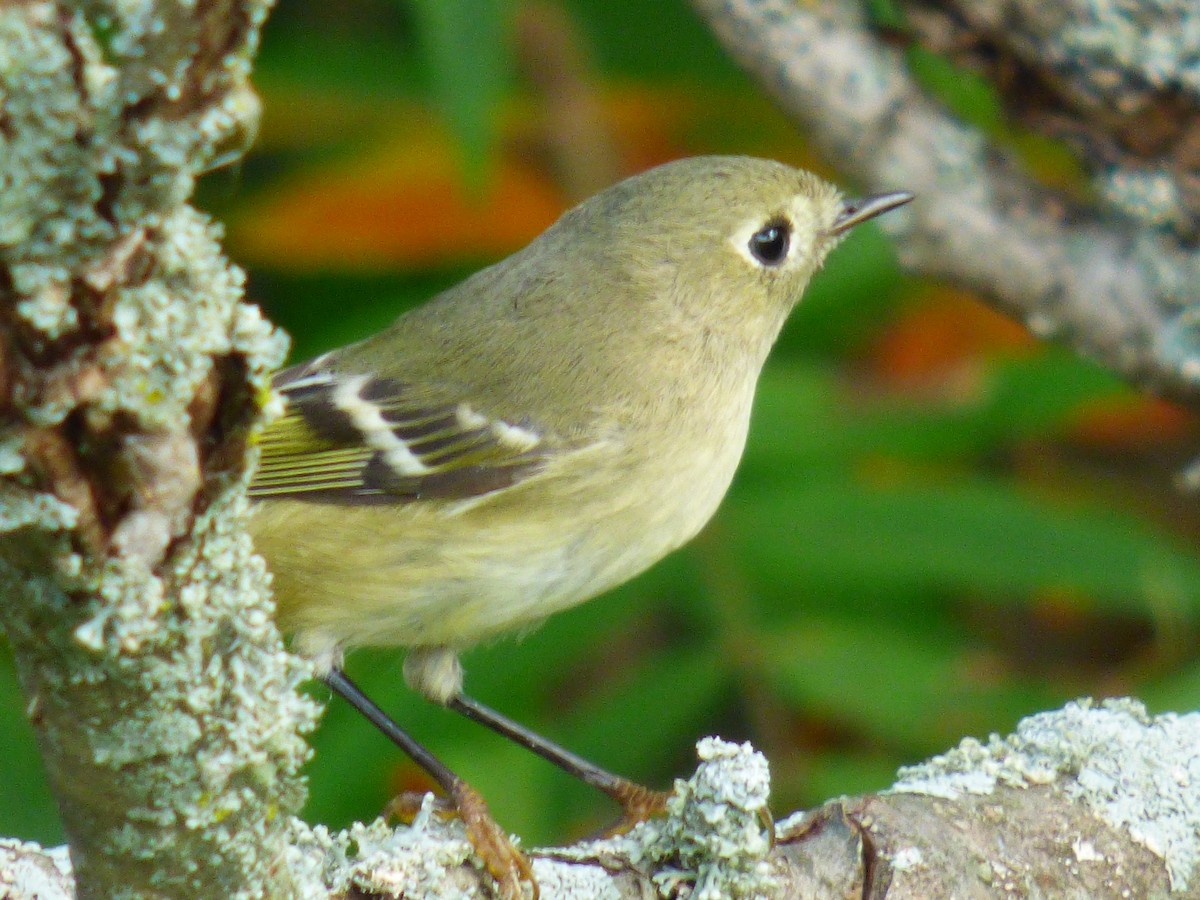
[2,0,1199,849]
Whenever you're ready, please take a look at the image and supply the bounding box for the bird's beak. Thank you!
[828,191,914,236]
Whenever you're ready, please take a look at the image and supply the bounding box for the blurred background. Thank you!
[4,0,1200,848]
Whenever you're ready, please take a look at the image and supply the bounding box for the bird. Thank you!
[247,155,912,898]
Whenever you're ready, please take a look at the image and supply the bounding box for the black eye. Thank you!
[748,221,791,266]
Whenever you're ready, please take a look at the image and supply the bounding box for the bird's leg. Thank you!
[448,693,671,835]
[322,669,537,900]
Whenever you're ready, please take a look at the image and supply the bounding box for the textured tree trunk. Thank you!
[0,2,317,896]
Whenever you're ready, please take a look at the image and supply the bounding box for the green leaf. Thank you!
[534,645,731,836]
[744,352,1125,471]
[559,0,744,81]
[558,646,729,778]
[0,652,62,844]
[301,561,695,836]
[722,473,1200,616]
[301,651,419,829]
[405,0,513,186]
[460,553,690,709]
[779,224,911,357]
[252,269,470,364]
[906,46,1006,138]
[758,617,1060,751]
[255,3,422,96]
[863,0,907,32]
[1140,662,1200,714]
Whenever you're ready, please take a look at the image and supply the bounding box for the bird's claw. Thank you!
[595,782,672,838]
[451,781,537,899]
[385,784,537,899]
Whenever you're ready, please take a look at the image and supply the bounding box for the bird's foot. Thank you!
[594,781,672,838]
[597,781,775,845]
[385,784,537,900]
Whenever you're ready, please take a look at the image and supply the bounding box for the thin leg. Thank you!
[449,693,670,828]
[322,670,537,899]
[325,669,459,792]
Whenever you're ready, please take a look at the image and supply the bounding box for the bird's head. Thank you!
[554,156,911,354]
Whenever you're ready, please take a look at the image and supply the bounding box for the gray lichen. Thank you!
[296,736,777,898]
[0,6,117,271]
[551,738,776,899]
[529,859,622,900]
[305,797,480,898]
[892,698,1200,892]
[0,482,78,534]
[1060,0,1200,100]
[0,492,321,897]
[0,839,75,900]
[95,209,284,430]
[1100,168,1187,229]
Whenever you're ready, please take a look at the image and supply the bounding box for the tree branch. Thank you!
[6,702,1197,897]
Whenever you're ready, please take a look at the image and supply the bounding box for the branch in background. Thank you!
[904,0,1200,233]
[0,1,320,895]
[513,1,623,202]
[691,0,1200,409]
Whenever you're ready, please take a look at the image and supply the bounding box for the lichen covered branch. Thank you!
[6,704,1196,897]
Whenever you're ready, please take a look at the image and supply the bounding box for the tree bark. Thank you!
[4,702,1197,897]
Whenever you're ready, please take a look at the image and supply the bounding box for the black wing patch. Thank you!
[249,361,547,505]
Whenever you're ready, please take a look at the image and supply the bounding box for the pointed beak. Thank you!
[828,190,914,236]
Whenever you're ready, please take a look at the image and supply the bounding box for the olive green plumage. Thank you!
[248,155,909,704]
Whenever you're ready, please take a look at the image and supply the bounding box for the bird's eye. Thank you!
[747,221,791,267]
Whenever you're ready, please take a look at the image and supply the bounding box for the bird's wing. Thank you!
[249,359,549,505]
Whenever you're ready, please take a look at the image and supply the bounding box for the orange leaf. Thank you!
[1065,395,1198,451]
[868,287,1036,387]
[230,135,568,271]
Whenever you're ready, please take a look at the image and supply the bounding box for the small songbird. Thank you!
[248,156,911,897]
